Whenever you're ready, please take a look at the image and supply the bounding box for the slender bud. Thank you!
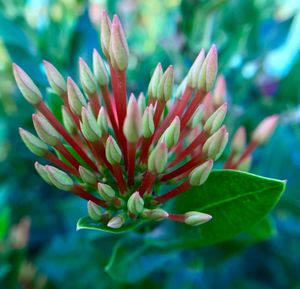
[160,116,180,148]
[148,142,168,174]
[100,11,112,59]
[32,114,60,146]
[252,115,279,144]
[107,215,125,229]
[175,77,187,100]
[67,77,87,116]
[123,94,142,143]
[45,165,74,191]
[19,128,48,156]
[203,103,227,134]
[93,49,109,86]
[184,211,212,226]
[142,105,154,138]
[157,65,174,101]
[190,105,205,129]
[80,107,102,142]
[137,92,146,112]
[203,126,228,160]
[213,75,226,107]
[105,136,122,164]
[237,156,252,172]
[43,60,67,96]
[142,208,169,221]
[13,64,42,105]
[148,63,163,99]
[87,201,102,221]
[79,166,97,185]
[232,127,246,154]
[62,107,77,134]
[186,49,205,88]
[97,107,108,135]
[34,162,52,185]
[127,192,144,215]
[109,15,129,71]
[189,160,213,186]
[79,58,97,95]
[97,182,115,201]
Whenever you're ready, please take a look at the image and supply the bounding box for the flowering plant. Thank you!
[14,11,285,242]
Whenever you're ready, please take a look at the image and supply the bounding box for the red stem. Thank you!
[72,185,107,207]
[89,93,101,116]
[223,151,235,169]
[55,142,81,169]
[167,213,185,222]
[139,171,156,196]
[127,142,137,185]
[112,165,127,194]
[154,180,190,203]
[139,137,151,164]
[153,100,165,127]
[228,141,257,169]
[45,152,79,176]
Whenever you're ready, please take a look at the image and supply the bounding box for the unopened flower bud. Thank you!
[232,127,246,154]
[87,201,102,221]
[45,165,74,191]
[105,136,122,164]
[67,77,87,115]
[157,65,174,101]
[79,166,97,185]
[93,49,109,86]
[80,107,102,142]
[160,116,180,148]
[123,94,142,143]
[175,77,187,99]
[97,107,108,135]
[203,126,228,160]
[213,75,226,107]
[100,11,111,59]
[137,92,146,112]
[97,182,115,201]
[107,215,125,229]
[189,160,213,186]
[43,60,66,96]
[148,63,163,99]
[127,192,144,215]
[34,162,52,185]
[187,49,205,89]
[13,64,42,105]
[79,58,97,95]
[142,105,154,138]
[142,208,169,221]
[184,211,212,226]
[203,103,227,134]
[19,128,48,156]
[237,156,252,172]
[148,142,168,174]
[62,107,77,134]
[109,15,129,71]
[252,115,279,144]
[190,105,205,129]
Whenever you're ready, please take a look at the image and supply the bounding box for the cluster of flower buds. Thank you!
[14,11,278,230]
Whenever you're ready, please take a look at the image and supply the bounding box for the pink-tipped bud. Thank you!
[157,65,174,101]
[148,142,168,174]
[62,107,77,135]
[187,49,205,89]
[184,211,212,226]
[160,116,180,148]
[252,115,279,144]
[100,11,112,59]
[203,103,227,134]
[213,75,226,107]
[13,64,42,105]
[79,166,97,185]
[148,63,163,99]
[34,162,52,185]
[127,192,144,215]
[123,93,142,143]
[142,105,154,138]
[79,58,97,95]
[189,160,213,186]
[67,77,87,116]
[93,49,109,86]
[232,127,246,154]
[109,15,129,71]
[105,136,122,164]
[80,107,102,142]
[45,165,74,191]
[87,201,102,221]
[107,215,125,229]
[43,60,67,96]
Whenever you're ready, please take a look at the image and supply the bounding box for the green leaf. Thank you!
[0,207,9,240]
[149,170,285,248]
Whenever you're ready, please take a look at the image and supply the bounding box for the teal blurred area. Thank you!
[0,0,299,288]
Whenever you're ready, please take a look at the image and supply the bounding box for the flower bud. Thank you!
[186,49,205,89]
[107,215,125,229]
[80,107,102,142]
[160,116,180,148]
[32,114,60,146]
[19,128,48,156]
[123,94,142,143]
[137,92,146,112]
[97,107,108,135]
[213,75,226,107]
[184,211,212,226]
[175,77,187,100]
[157,65,174,101]
[189,160,213,186]
[203,103,227,134]
[203,126,228,160]
[142,208,169,221]
[231,127,246,154]
[67,77,87,116]
[237,156,252,172]
[109,15,129,71]
[142,105,154,138]
[13,64,42,105]
[45,165,74,191]
[43,60,67,96]
[62,107,77,135]
[190,105,205,129]
[79,58,97,95]
[105,136,122,164]
[79,166,97,185]
[87,201,102,221]
[34,162,52,185]
[148,142,168,174]
[127,192,144,215]
[148,63,163,100]
[252,115,279,144]
[100,11,112,59]
[93,49,109,86]
[97,182,115,201]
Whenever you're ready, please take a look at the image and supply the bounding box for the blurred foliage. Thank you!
[0,0,299,288]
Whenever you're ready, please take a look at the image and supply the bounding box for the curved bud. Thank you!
[203,126,228,160]
[190,104,205,129]
[142,208,169,221]
[43,60,66,96]
[127,192,144,215]
[105,136,122,164]
[252,115,279,144]
[80,107,102,142]
[157,65,174,101]
[148,142,168,174]
[93,49,109,86]
[160,116,180,148]
[45,165,74,191]
[184,211,212,226]
[67,77,87,116]
[13,64,42,105]
[107,215,125,229]
[142,105,154,138]
[148,63,163,100]
[79,58,97,95]
[100,11,112,59]
[79,166,97,185]
[232,127,246,154]
[189,160,213,186]
[213,75,226,107]
[62,107,77,135]
[123,93,142,143]
[186,49,205,89]
[109,15,129,71]
[138,92,146,112]
[203,103,227,134]
[19,128,48,156]
[97,107,108,135]
[87,201,102,221]
[97,182,115,201]
[32,114,60,146]
[34,162,52,185]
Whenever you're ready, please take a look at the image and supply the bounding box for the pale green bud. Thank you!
[87,201,102,221]
[186,49,205,89]
[160,116,180,148]
[97,182,116,201]
[237,156,252,172]
[184,211,212,226]
[148,63,163,99]
[107,215,125,229]
[62,107,77,135]
[45,165,74,191]
[93,49,109,86]
[127,192,144,215]
[79,58,97,95]
[97,107,108,135]
[190,105,205,128]
[148,142,168,174]
[80,107,102,142]
[79,166,97,185]
[252,115,279,145]
[34,162,52,185]
[137,92,146,113]
[19,128,48,156]
[231,127,246,154]
[142,208,169,221]
[213,75,226,107]
[157,65,174,101]
[67,77,87,116]
[203,103,227,134]
[105,136,122,164]
[142,105,154,138]
[100,10,112,59]
[175,77,187,100]
[189,160,213,186]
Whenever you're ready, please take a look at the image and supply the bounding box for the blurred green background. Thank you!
[0,0,300,288]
